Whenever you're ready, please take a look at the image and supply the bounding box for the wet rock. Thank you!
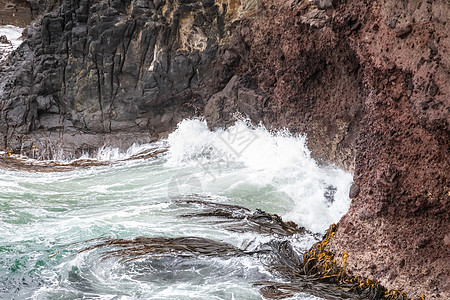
[204,76,264,129]
[395,23,412,38]
[1,0,238,157]
[324,185,337,204]
[0,35,10,44]
[349,183,360,199]
[0,146,166,172]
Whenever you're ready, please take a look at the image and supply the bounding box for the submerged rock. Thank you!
[0,145,166,172]
[0,35,10,44]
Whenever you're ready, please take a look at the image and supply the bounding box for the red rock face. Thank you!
[292,2,443,299]
[239,1,364,172]
[328,1,450,298]
[211,0,449,297]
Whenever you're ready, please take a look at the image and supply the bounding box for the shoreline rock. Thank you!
[0,0,243,158]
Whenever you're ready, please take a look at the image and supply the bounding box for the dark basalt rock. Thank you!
[0,35,10,44]
[0,0,239,158]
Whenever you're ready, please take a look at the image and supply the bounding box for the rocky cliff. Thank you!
[1,0,246,157]
[224,1,449,298]
[0,0,449,298]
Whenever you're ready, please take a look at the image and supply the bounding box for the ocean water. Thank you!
[0,25,23,61]
[0,119,353,299]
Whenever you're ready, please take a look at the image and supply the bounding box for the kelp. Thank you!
[256,280,372,300]
[79,236,249,261]
[76,204,423,300]
[78,235,300,263]
[256,224,424,300]
[178,199,307,236]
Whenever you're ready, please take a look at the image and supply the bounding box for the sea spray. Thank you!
[165,119,352,233]
[0,118,352,299]
[0,25,23,61]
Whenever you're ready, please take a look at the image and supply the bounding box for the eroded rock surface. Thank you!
[0,0,449,298]
[1,0,248,157]
[223,1,450,297]
[0,0,60,26]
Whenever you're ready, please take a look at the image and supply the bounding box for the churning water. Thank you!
[0,25,23,61]
[0,119,352,299]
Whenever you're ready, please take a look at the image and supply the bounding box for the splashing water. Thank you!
[0,25,23,61]
[166,119,352,232]
[0,119,352,299]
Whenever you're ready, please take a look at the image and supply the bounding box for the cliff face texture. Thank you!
[0,0,449,298]
[324,2,450,298]
[224,1,449,298]
[1,0,244,157]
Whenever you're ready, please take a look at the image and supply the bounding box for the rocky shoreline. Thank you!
[0,0,449,298]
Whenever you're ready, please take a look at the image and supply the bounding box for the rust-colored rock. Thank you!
[205,0,449,298]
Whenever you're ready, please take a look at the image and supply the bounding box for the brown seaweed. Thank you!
[177,199,307,236]
[74,202,421,300]
[79,236,249,261]
[256,280,369,300]
[256,224,423,300]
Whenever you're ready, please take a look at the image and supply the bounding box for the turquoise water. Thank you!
[0,120,352,299]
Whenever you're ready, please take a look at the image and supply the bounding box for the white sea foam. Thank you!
[0,118,350,299]
[165,119,353,233]
[93,142,162,161]
[0,25,24,61]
